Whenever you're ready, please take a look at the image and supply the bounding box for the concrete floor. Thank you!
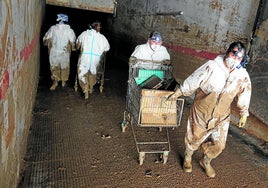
[19,63,268,187]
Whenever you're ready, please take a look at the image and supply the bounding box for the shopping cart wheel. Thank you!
[139,152,145,165]
[162,151,169,164]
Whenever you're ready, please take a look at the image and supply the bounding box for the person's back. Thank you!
[77,29,109,74]
[76,21,110,99]
[49,24,75,54]
[46,24,76,67]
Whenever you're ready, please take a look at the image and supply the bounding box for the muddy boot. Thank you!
[62,81,66,87]
[84,91,89,99]
[50,81,58,91]
[199,155,216,178]
[183,148,193,173]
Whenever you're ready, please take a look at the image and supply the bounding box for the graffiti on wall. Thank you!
[0,34,39,100]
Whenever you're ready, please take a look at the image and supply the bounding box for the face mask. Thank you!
[150,44,160,51]
[225,58,241,70]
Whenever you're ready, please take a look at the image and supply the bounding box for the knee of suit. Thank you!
[201,141,225,159]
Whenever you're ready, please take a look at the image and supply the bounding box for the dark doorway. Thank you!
[40,4,125,89]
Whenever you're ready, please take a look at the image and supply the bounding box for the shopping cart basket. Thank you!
[121,59,184,165]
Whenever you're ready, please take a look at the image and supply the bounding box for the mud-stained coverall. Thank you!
[76,29,110,93]
[131,42,170,68]
[43,23,76,82]
[180,55,251,159]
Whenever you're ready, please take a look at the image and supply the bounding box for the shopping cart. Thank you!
[74,52,106,93]
[121,59,184,165]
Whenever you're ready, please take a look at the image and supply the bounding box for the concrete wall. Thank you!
[246,0,268,142]
[0,0,45,187]
[110,0,260,80]
[247,0,268,72]
[108,0,268,142]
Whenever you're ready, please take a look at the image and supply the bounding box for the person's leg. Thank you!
[60,66,70,87]
[199,154,215,178]
[184,118,207,173]
[200,121,229,178]
[183,147,194,172]
[78,71,90,99]
[50,66,60,90]
[88,73,97,94]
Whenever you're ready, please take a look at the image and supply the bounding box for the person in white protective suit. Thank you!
[167,41,252,178]
[43,13,76,90]
[129,31,170,67]
[76,21,110,99]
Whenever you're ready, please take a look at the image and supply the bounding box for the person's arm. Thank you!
[43,27,53,46]
[236,74,251,128]
[161,59,171,65]
[103,36,110,52]
[76,35,82,51]
[129,56,137,65]
[69,29,76,51]
[167,61,212,100]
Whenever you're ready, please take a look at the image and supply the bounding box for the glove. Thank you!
[129,56,137,65]
[166,89,182,101]
[161,60,171,65]
[237,115,247,128]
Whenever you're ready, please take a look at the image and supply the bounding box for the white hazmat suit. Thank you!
[171,53,251,178]
[76,28,110,98]
[43,22,76,89]
[180,55,251,154]
[131,42,170,68]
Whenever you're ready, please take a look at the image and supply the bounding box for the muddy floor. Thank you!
[18,58,268,187]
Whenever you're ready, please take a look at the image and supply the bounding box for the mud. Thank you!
[18,56,268,187]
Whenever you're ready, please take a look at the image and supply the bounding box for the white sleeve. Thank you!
[181,61,212,96]
[43,26,53,44]
[102,36,110,52]
[69,29,76,43]
[236,73,251,116]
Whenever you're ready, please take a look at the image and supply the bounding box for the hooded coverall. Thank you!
[180,55,251,159]
[43,23,76,84]
[131,42,170,68]
[76,29,110,94]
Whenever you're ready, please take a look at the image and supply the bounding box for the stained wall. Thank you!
[0,0,45,187]
[108,0,268,141]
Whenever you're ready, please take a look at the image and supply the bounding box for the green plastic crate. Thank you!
[135,69,164,85]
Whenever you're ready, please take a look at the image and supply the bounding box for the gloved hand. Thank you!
[129,56,137,65]
[237,115,247,128]
[166,89,182,101]
[161,59,171,65]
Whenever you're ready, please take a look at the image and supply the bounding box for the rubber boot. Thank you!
[183,148,193,173]
[50,81,58,91]
[84,91,89,99]
[62,81,66,87]
[199,155,216,178]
